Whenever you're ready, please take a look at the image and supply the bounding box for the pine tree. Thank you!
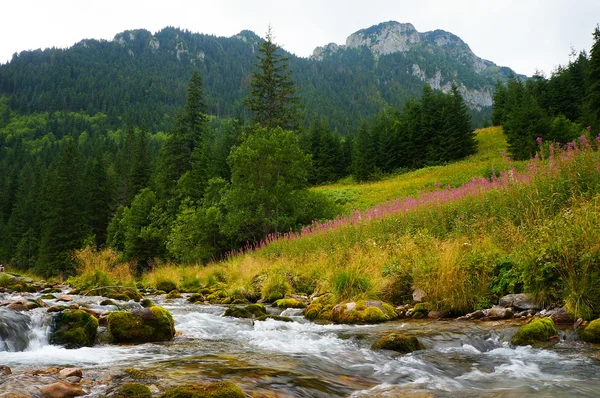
[129,120,151,200]
[243,27,302,130]
[157,69,208,198]
[492,80,507,126]
[38,138,87,275]
[587,25,600,124]
[353,120,376,182]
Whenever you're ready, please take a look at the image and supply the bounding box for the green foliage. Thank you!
[332,269,372,300]
[221,126,311,244]
[166,201,222,264]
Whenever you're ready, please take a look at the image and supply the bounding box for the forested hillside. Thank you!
[0,22,518,134]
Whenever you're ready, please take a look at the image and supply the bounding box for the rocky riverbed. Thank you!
[2,274,600,397]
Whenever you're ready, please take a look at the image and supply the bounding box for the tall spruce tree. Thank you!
[587,25,600,124]
[38,138,86,275]
[244,27,302,130]
[157,69,208,198]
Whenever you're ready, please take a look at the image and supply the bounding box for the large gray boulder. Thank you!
[498,293,542,311]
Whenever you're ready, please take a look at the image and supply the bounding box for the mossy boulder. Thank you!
[578,318,600,343]
[188,294,205,304]
[166,290,183,299]
[159,381,244,398]
[116,383,152,398]
[411,303,429,319]
[140,298,154,308]
[156,280,178,293]
[330,300,398,324]
[223,304,267,319]
[511,317,558,346]
[371,333,424,353]
[108,306,175,343]
[273,298,306,309]
[49,309,99,348]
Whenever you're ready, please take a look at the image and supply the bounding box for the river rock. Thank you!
[412,289,427,303]
[511,317,558,346]
[0,365,12,375]
[427,311,445,319]
[7,302,28,312]
[57,296,72,302]
[0,393,31,398]
[371,333,424,353]
[331,300,398,324]
[486,305,514,320]
[49,310,98,348]
[37,382,85,398]
[498,293,541,311]
[107,306,175,343]
[58,368,82,378]
[548,307,574,324]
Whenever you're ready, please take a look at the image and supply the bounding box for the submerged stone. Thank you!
[159,381,244,398]
[108,306,175,343]
[116,383,152,398]
[371,333,424,353]
[511,317,557,346]
[255,314,294,322]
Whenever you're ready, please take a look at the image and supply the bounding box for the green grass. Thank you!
[314,127,523,211]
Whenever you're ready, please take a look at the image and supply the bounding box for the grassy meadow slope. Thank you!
[75,127,600,319]
[315,126,520,211]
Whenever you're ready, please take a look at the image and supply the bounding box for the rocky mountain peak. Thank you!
[345,21,421,55]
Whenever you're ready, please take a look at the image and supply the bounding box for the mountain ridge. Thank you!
[0,22,522,133]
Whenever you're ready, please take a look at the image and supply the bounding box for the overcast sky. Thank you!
[2,0,599,76]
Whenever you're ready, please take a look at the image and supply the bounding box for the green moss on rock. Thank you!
[159,381,244,398]
[273,298,306,309]
[108,306,175,343]
[371,333,424,353]
[116,383,152,398]
[330,300,398,324]
[578,318,600,343]
[156,280,178,293]
[223,304,267,319]
[140,298,154,308]
[166,290,183,299]
[49,309,98,348]
[511,317,558,346]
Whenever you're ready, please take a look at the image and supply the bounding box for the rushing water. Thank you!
[1,293,600,397]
